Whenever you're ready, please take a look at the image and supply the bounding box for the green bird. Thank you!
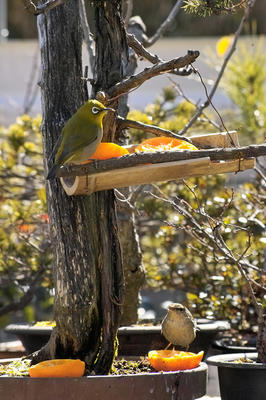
[47,99,114,180]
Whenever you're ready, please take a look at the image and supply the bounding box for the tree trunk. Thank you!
[35,0,124,374]
[93,0,145,326]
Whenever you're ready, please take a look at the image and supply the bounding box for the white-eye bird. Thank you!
[161,303,196,349]
[46,99,114,180]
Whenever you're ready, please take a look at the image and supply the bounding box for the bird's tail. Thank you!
[46,164,59,180]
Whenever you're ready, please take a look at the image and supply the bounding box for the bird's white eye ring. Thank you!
[92,106,100,115]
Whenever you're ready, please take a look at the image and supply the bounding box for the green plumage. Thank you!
[47,99,112,180]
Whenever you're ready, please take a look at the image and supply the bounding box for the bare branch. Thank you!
[79,0,95,71]
[254,166,266,184]
[127,33,160,64]
[168,77,222,130]
[144,0,183,47]
[57,143,266,178]
[22,0,66,15]
[127,33,194,76]
[107,50,199,99]
[0,268,44,317]
[179,0,257,135]
[117,116,193,143]
[124,0,134,26]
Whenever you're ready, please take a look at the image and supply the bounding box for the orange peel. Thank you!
[29,359,85,378]
[148,350,204,372]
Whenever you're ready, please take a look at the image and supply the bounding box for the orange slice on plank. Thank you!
[135,137,198,153]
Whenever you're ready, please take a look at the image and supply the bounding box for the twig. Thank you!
[124,0,133,26]
[143,0,183,47]
[179,0,257,135]
[255,166,266,184]
[57,143,266,178]
[79,0,95,71]
[107,50,200,99]
[22,0,66,15]
[168,77,221,130]
[126,33,160,64]
[191,65,231,137]
[127,33,194,76]
[117,116,193,143]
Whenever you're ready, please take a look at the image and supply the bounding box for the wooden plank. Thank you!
[61,158,210,195]
[190,130,239,148]
[60,157,255,196]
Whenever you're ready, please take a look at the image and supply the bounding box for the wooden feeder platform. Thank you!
[60,131,256,196]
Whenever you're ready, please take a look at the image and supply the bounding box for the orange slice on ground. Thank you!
[148,350,204,372]
[29,359,85,378]
[135,137,198,153]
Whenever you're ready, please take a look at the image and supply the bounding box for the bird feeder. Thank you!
[60,131,255,196]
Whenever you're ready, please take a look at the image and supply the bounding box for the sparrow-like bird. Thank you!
[161,303,196,349]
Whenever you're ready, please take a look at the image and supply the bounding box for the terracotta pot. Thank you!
[5,319,230,357]
[207,352,266,400]
[0,358,207,400]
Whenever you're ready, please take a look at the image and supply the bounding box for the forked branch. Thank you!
[107,50,199,99]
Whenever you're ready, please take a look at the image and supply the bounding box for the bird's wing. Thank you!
[55,122,99,166]
[47,133,63,169]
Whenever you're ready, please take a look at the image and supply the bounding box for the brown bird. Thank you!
[161,303,196,350]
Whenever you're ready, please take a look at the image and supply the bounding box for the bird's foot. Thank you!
[80,159,99,169]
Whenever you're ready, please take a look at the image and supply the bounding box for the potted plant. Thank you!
[4,318,230,357]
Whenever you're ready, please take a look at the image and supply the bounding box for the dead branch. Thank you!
[22,0,66,15]
[107,50,200,99]
[179,0,257,135]
[117,116,193,143]
[126,33,160,64]
[127,33,194,76]
[143,0,183,47]
[123,0,133,26]
[57,143,266,178]
[79,0,95,70]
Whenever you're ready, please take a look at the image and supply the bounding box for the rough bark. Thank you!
[33,0,124,374]
[93,0,145,326]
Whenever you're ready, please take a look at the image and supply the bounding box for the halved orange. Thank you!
[29,359,85,378]
[135,137,198,152]
[90,142,129,160]
[148,350,204,372]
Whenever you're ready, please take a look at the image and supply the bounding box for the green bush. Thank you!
[128,82,265,329]
[0,115,53,325]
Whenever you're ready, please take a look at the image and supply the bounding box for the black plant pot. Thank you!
[213,337,256,354]
[5,319,230,357]
[207,352,266,400]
